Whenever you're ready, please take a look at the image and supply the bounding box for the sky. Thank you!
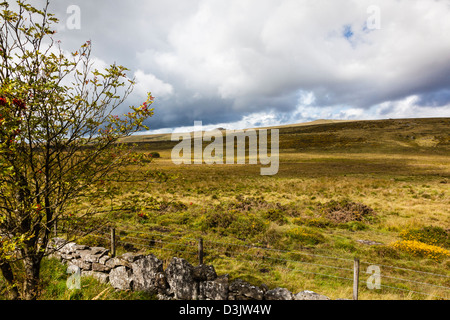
[38,0,450,133]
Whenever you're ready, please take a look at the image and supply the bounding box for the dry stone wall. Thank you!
[47,237,331,300]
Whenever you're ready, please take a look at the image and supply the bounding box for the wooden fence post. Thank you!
[353,258,360,300]
[198,237,204,265]
[110,228,116,257]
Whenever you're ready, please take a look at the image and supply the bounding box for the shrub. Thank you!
[400,226,449,249]
[339,221,368,232]
[228,213,268,240]
[285,227,325,246]
[318,199,377,224]
[263,209,288,225]
[230,195,270,211]
[391,240,450,261]
[203,209,235,230]
[305,217,333,228]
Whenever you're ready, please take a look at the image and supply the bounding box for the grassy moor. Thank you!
[26,117,449,300]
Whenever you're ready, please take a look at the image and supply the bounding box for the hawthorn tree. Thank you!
[0,1,155,299]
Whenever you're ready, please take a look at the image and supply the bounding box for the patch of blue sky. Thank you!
[342,24,354,39]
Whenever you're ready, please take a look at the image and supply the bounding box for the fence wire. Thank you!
[57,226,449,300]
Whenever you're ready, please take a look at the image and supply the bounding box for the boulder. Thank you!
[105,253,143,268]
[105,257,125,269]
[155,272,170,292]
[60,252,80,261]
[192,264,217,282]
[92,262,112,273]
[120,252,143,263]
[79,247,109,263]
[60,242,78,254]
[98,255,111,265]
[265,287,294,300]
[109,266,133,290]
[294,290,330,300]
[199,274,229,300]
[68,259,91,271]
[357,240,383,246]
[165,257,195,300]
[89,247,108,255]
[131,254,165,293]
[228,279,264,300]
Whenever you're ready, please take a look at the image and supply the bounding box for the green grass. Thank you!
[2,118,449,300]
[88,118,450,300]
[37,258,157,300]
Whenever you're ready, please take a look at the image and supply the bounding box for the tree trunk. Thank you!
[22,254,42,300]
[0,261,20,300]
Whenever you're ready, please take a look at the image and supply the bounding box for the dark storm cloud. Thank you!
[29,0,450,130]
[416,90,450,108]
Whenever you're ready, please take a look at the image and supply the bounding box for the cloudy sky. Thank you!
[45,0,450,133]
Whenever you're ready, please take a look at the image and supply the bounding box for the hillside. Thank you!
[120,117,450,155]
[15,117,448,301]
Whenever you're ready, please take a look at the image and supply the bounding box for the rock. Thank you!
[260,283,269,293]
[199,274,229,300]
[155,272,170,292]
[92,262,112,273]
[83,253,102,263]
[357,240,383,246]
[60,242,78,254]
[109,266,133,290]
[89,247,108,255]
[294,290,330,300]
[131,254,165,293]
[192,264,217,282]
[60,252,80,261]
[78,249,94,261]
[165,257,195,300]
[48,237,67,248]
[120,252,143,263]
[265,287,294,300]
[73,244,90,251]
[98,255,110,265]
[81,270,109,284]
[79,247,109,263]
[228,279,264,300]
[68,259,91,271]
[105,257,125,268]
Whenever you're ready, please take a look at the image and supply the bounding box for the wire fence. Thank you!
[62,226,450,300]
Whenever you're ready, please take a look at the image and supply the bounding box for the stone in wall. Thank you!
[68,259,91,271]
[192,264,217,282]
[131,254,165,294]
[198,274,229,300]
[46,238,332,300]
[109,266,133,290]
[164,257,196,300]
[265,287,294,300]
[294,290,330,300]
[228,279,265,300]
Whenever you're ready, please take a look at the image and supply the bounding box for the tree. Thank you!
[0,0,154,299]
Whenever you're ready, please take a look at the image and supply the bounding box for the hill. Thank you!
[120,117,450,155]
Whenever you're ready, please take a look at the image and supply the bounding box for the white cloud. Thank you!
[48,0,450,129]
[375,96,450,119]
[133,70,174,100]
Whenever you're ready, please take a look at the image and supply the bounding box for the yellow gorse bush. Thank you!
[391,240,450,261]
[399,226,449,248]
